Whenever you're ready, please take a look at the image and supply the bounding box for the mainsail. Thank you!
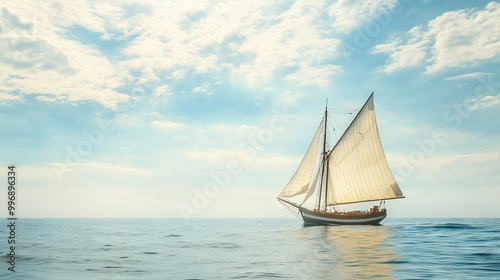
[326,94,404,205]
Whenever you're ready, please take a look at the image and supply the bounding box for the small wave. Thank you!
[1,255,38,262]
[123,269,147,273]
[471,252,496,257]
[230,272,287,279]
[416,222,477,230]
[165,234,181,237]
[103,266,121,269]
[382,259,409,264]
[142,252,158,254]
[441,223,475,228]
[207,242,241,249]
[256,272,287,278]
[86,268,99,272]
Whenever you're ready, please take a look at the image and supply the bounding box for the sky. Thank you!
[0,0,499,218]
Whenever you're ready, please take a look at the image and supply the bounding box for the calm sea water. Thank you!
[1,218,499,279]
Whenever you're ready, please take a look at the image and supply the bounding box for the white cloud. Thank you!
[329,0,398,32]
[278,91,306,105]
[372,26,430,73]
[185,147,299,169]
[192,86,207,94]
[120,1,223,75]
[444,72,492,81]
[4,0,496,110]
[465,95,500,111]
[148,111,163,118]
[1,0,396,108]
[192,82,213,95]
[154,85,171,97]
[120,0,344,87]
[54,161,153,176]
[373,2,500,73]
[235,1,342,87]
[0,3,130,109]
[406,152,500,172]
[186,148,248,163]
[426,2,500,73]
[284,64,341,87]
[152,119,188,130]
[0,92,23,101]
[35,95,60,103]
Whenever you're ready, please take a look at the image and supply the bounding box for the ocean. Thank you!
[1,218,499,279]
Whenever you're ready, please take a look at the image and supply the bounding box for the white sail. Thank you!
[278,120,324,199]
[302,167,321,204]
[326,94,403,205]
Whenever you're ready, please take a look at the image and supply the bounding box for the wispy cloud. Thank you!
[444,72,492,81]
[52,162,153,175]
[0,92,23,102]
[154,85,171,97]
[192,82,213,95]
[152,120,188,130]
[278,91,306,105]
[329,0,398,32]
[466,95,500,111]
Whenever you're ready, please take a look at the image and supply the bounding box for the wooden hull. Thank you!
[300,208,387,225]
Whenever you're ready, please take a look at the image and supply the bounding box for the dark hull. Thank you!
[300,208,386,225]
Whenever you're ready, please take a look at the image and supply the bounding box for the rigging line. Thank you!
[327,115,353,156]
[328,109,360,112]
[278,200,302,219]
[327,114,342,150]
[328,112,359,115]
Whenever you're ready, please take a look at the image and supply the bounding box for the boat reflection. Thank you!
[293,225,398,279]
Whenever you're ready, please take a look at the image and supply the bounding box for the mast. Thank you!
[324,151,330,211]
[317,99,328,211]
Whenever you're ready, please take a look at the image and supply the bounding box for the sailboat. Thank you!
[277,93,404,225]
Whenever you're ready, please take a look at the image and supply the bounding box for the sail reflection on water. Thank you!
[292,226,398,279]
[327,226,397,278]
